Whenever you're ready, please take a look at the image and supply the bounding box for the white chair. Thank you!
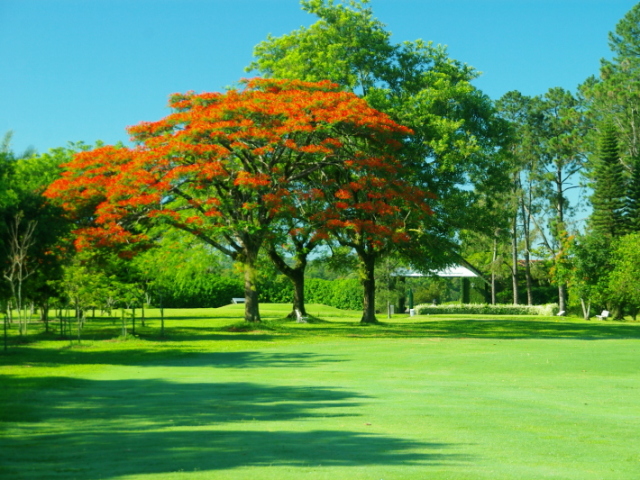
[595,310,609,320]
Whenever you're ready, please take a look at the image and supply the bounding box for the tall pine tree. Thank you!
[590,123,626,237]
[626,155,640,232]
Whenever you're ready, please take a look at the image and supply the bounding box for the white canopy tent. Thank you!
[393,265,479,278]
[393,265,485,310]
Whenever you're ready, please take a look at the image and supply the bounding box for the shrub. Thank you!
[305,278,362,310]
[414,303,560,316]
[161,276,244,308]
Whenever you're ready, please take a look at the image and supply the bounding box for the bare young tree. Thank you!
[3,212,37,336]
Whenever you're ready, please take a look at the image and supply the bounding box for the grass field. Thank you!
[1,304,639,479]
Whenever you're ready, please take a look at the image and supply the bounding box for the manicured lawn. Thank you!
[1,304,639,479]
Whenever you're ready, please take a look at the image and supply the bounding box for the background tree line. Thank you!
[3,0,640,335]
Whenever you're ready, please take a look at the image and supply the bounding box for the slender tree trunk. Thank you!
[491,236,498,305]
[511,213,519,305]
[521,198,534,305]
[160,293,165,337]
[40,301,49,333]
[555,169,568,314]
[3,312,7,352]
[558,284,567,314]
[75,298,81,343]
[121,308,127,338]
[580,298,591,320]
[398,276,406,313]
[360,253,378,324]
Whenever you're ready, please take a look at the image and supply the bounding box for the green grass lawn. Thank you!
[1,304,639,479]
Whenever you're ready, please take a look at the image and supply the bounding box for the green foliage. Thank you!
[0,142,76,309]
[305,277,363,310]
[589,123,626,236]
[162,275,244,309]
[257,274,292,304]
[566,233,611,313]
[249,0,393,95]
[248,0,511,265]
[582,3,640,167]
[609,233,640,313]
[625,155,640,232]
[135,232,243,308]
[415,303,560,316]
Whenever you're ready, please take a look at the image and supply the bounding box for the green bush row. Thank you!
[159,273,364,311]
[305,278,363,311]
[161,276,244,308]
[414,303,560,316]
[258,275,363,311]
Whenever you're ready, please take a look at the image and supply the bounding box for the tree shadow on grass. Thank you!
[299,319,640,340]
[0,375,468,479]
[1,348,346,369]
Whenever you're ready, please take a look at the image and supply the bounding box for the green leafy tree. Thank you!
[496,91,548,305]
[609,232,640,317]
[530,88,587,312]
[248,0,511,316]
[0,138,75,335]
[569,233,614,319]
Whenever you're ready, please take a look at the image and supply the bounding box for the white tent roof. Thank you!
[394,265,478,278]
[435,265,478,278]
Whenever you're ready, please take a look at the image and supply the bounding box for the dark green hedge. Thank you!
[160,273,363,311]
[258,275,362,311]
[160,276,244,308]
[305,278,362,311]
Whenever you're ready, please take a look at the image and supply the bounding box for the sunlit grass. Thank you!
[1,305,639,479]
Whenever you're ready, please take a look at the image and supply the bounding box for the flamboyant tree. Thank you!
[311,155,434,323]
[45,78,415,322]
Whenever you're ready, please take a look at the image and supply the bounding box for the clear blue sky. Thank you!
[1,0,637,155]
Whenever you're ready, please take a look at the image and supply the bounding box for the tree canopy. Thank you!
[45,78,427,322]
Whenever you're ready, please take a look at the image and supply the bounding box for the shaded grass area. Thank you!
[1,305,640,479]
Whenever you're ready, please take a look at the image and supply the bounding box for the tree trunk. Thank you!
[39,301,49,333]
[397,276,406,313]
[611,302,625,320]
[580,298,591,320]
[511,213,519,305]
[460,278,470,304]
[521,199,534,305]
[290,269,307,319]
[558,284,567,314]
[3,312,7,353]
[121,308,127,338]
[267,247,307,319]
[243,255,261,323]
[491,236,498,305]
[160,301,165,337]
[360,253,378,324]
